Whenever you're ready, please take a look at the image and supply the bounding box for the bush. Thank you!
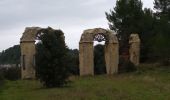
[0,66,21,81]
[67,49,79,75]
[161,58,170,66]
[0,69,4,86]
[4,66,21,81]
[36,27,70,88]
[118,58,137,73]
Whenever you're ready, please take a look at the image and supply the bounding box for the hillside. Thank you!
[0,45,20,64]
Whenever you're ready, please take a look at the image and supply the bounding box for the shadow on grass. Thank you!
[32,80,73,91]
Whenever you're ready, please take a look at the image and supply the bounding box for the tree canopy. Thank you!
[0,45,20,65]
[106,0,170,64]
[106,0,143,46]
[35,27,70,88]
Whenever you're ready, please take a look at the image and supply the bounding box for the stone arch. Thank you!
[20,27,45,79]
[129,34,140,66]
[79,28,119,76]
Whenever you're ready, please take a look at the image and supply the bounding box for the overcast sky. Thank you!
[0,0,154,52]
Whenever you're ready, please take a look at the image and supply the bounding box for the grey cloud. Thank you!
[0,0,114,30]
[0,0,153,51]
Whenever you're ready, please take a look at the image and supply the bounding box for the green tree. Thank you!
[0,45,20,64]
[106,0,143,51]
[36,27,70,88]
[139,8,156,62]
[154,0,170,19]
[0,69,4,86]
[150,0,170,64]
[106,0,157,62]
[67,49,79,75]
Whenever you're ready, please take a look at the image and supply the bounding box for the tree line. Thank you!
[106,0,170,64]
[0,45,20,65]
[0,0,169,66]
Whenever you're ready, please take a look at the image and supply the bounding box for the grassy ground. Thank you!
[0,64,170,100]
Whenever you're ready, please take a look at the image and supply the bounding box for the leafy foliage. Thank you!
[106,0,143,50]
[118,58,136,73]
[67,49,79,75]
[106,0,170,64]
[105,0,155,62]
[0,69,4,86]
[2,66,21,81]
[149,0,170,64]
[0,66,20,81]
[154,0,170,19]
[35,27,70,88]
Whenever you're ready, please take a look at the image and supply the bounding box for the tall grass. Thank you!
[0,64,170,100]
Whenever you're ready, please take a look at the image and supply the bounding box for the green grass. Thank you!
[1,64,170,100]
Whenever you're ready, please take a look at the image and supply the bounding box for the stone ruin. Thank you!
[20,27,45,79]
[79,28,119,76]
[129,34,140,66]
[20,27,140,79]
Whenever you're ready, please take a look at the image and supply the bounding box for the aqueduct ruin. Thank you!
[20,27,140,79]
[129,34,140,66]
[79,28,119,76]
[20,27,46,79]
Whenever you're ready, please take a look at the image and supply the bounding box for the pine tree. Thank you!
[0,45,21,64]
[105,0,143,53]
[36,27,70,88]
[151,0,170,63]
[154,0,170,19]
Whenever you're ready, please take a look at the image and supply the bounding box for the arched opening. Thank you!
[79,28,119,76]
[93,33,106,75]
[20,27,52,79]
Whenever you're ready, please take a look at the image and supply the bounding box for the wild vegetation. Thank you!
[0,0,170,99]
[0,0,169,72]
[0,65,170,100]
[0,45,20,64]
[35,27,70,87]
[106,0,170,63]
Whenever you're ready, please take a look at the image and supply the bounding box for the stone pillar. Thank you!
[105,42,119,75]
[129,34,140,66]
[20,41,36,79]
[79,42,94,76]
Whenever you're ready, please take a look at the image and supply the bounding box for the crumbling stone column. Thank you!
[105,42,119,74]
[20,41,36,79]
[20,27,42,79]
[129,34,140,66]
[79,28,119,76]
[79,42,94,76]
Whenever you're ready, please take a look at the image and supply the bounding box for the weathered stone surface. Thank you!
[20,27,42,42]
[105,43,119,74]
[20,42,36,79]
[79,28,119,76]
[129,34,140,66]
[79,42,94,76]
[20,27,44,79]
